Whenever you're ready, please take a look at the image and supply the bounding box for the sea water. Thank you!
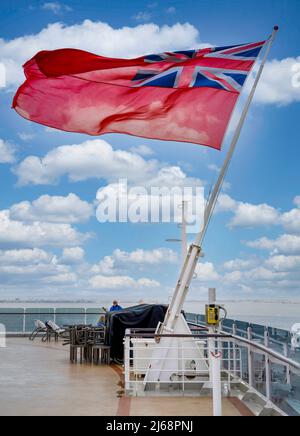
[0,300,299,331]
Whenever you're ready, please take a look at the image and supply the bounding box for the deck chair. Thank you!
[43,320,68,342]
[29,320,47,341]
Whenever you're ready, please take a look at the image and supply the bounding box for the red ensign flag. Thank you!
[13,41,265,149]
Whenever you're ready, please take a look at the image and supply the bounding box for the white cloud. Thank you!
[217,194,300,232]
[216,194,279,228]
[61,247,85,265]
[294,196,300,208]
[0,139,16,164]
[280,207,300,234]
[244,266,288,282]
[223,258,258,271]
[195,262,220,282]
[10,193,93,224]
[17,132,35,142]
[229,202,279,228]
[13,139,158,186]
[129,145,154,156]
[93,248,178,275]
[114,248,178,265]
[0,20,200,88]
[265,255,300,272]
[14,139,204,190]
[216,194,237,213]
[133,11,152,22]
[89,274,160,290]
[0,247,79,288]
[246,234,300,255]
[0,210,89,248]
[43,272,77,284]
[223,270,243,283]
[0,248,55,266]
[255,57,300,105]
[42,2,72,14]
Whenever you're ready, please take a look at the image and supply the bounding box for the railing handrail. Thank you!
[125,327,300,373]
[231,333,300,372]
[188,317,289,346]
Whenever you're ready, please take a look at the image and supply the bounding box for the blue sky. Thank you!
[0,0,300,302]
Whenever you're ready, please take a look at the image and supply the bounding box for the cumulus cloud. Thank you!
[217,194,300,233]
[294,196,300,208]
[255,57,300,105]
[280,207,300,234]
[13,139,158,186]
[216,194,279,228]
[229,202,279,228]
[43,272,78,284]
[245,234,300,255]
[223,258,258,271]
[42,2,72,15]
[265,255,300,272]
[61,247,85,265]
[13,139,203,191]
[133,11,152,22]
[216,194,237,213]
[0,248,55,266]
[0,20,200,88]
[195,262,220,282]
[0,247,79,288]
[0,139,16,164]
[129,145,154,156]
[17,132,36,142]
[10,193,93,224]
[0,210,89,248]
[93,248,178,275]
[243,266,288,282]
[89,274,160,290]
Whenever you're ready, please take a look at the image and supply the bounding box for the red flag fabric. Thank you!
[13,41,265,149]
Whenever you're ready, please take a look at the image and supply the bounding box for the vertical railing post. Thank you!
[54,308,56,324]
[84,308,87,325]
[23,308,26,335]
[283,343,291,385]
[264,329,272,401]
[124,329,131,395]
[247,326,254,388]
[232,323,237,378]
[218,321,223,371]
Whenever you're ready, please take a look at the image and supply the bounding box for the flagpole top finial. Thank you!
[274,25,279,31]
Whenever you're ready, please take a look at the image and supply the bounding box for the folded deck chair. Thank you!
[29,320,47,341]
[43,320,67,342]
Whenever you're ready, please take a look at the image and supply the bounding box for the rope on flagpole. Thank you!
[195,26,279,248]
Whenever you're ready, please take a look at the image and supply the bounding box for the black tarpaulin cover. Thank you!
[105,304,168,361]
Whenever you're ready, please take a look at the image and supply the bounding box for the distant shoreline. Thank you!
[1,299,300,305]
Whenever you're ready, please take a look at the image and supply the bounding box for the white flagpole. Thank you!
[163,26,279,333]
[195,26,279,247]
[145,28,279,391]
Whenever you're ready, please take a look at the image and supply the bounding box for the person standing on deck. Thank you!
[109,300,123,312]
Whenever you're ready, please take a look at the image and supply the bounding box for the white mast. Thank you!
[181,200,188,264]
[144,29,279,391]
[162,26,279,334]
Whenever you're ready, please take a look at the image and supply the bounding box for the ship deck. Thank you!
[0,338,252,416]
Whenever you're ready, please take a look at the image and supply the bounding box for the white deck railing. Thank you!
[124,327,300,416]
